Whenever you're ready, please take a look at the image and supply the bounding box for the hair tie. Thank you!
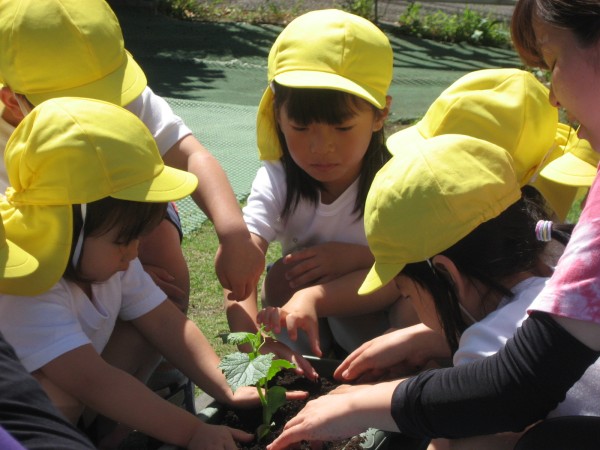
[535,220,553,242]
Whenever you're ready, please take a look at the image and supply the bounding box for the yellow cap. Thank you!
[359,134,521,295]
[0,97,198,295]
[257,9,393,160]
[0,0,146,106]
[387,68,557,185]
[540,125,599,187]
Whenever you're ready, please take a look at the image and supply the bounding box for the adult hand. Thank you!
[265,388,367,450]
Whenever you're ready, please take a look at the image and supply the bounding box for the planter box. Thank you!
[159,356,391,450]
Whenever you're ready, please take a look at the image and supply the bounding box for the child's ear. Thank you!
[373,95,392,131]
[0,87,26,125]
[431,254,468,301]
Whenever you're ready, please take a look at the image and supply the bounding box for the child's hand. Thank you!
[334,324,450,383]
[228,385,308,409]
[282,242,372,289]
[187,423,253,450]
[258,300,322,357]
[142,263,188,310]
[260,337,319,381]
[217,234,265,301]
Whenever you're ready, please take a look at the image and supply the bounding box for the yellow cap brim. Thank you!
[112,165,198,203]
[540,151,598,187]
[386,124,425,154]
[26,51,147,107]
[275,71,387,109]
[358,261,405,295]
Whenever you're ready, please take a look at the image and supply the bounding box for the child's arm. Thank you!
[281,242,374,289]
[163,134,265,301]
[132,300,309,407]
[38,344,253,449]
[224,234,320,380]
[258,269,417,356]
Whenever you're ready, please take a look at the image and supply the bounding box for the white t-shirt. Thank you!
[243,160,367,255]
[0,87,192,193]
[454,276,600,418]
[243,160,389,355]
[0,258,166,372]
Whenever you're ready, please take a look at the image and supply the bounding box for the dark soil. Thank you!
[216,370,365,450]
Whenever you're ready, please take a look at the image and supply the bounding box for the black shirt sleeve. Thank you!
[391,312,600,439]
[0,332,95,450]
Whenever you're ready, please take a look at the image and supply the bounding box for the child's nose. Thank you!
[309,128,334,154]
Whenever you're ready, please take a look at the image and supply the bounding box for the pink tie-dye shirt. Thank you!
[529,170,600,324]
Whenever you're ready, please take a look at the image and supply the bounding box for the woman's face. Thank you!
[534,19,600,150]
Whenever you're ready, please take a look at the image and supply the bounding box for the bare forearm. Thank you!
[301,270,400,317]
[81,366,200,446]
[134,302,234,405]
[225,290,261,333]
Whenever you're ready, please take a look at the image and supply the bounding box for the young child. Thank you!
[226,9,419,377]
[0,97,306,449]
[0,0,264,310]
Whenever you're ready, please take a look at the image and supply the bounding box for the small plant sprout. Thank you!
[218,327,295,441]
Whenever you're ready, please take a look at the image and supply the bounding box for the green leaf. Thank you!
[219,331,254,346]
[218,352,274,392]
[266,359,296,382]
[264,385,287,425]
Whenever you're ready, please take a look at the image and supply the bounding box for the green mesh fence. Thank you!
[165,98,261,235]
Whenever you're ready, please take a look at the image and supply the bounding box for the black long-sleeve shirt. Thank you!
[391,312,600,438]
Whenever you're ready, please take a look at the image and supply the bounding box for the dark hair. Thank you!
[63,197,167,283]
[511,0,600,68]
[272,81,391,221]
[402,187,572,353]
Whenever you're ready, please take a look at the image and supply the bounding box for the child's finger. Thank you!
[229,427,254,443]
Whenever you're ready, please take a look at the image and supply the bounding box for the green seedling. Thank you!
[218,327,295,441]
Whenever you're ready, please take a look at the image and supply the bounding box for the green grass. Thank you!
[396,2,511,48]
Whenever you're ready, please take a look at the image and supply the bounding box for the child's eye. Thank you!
[336,125,353,131]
